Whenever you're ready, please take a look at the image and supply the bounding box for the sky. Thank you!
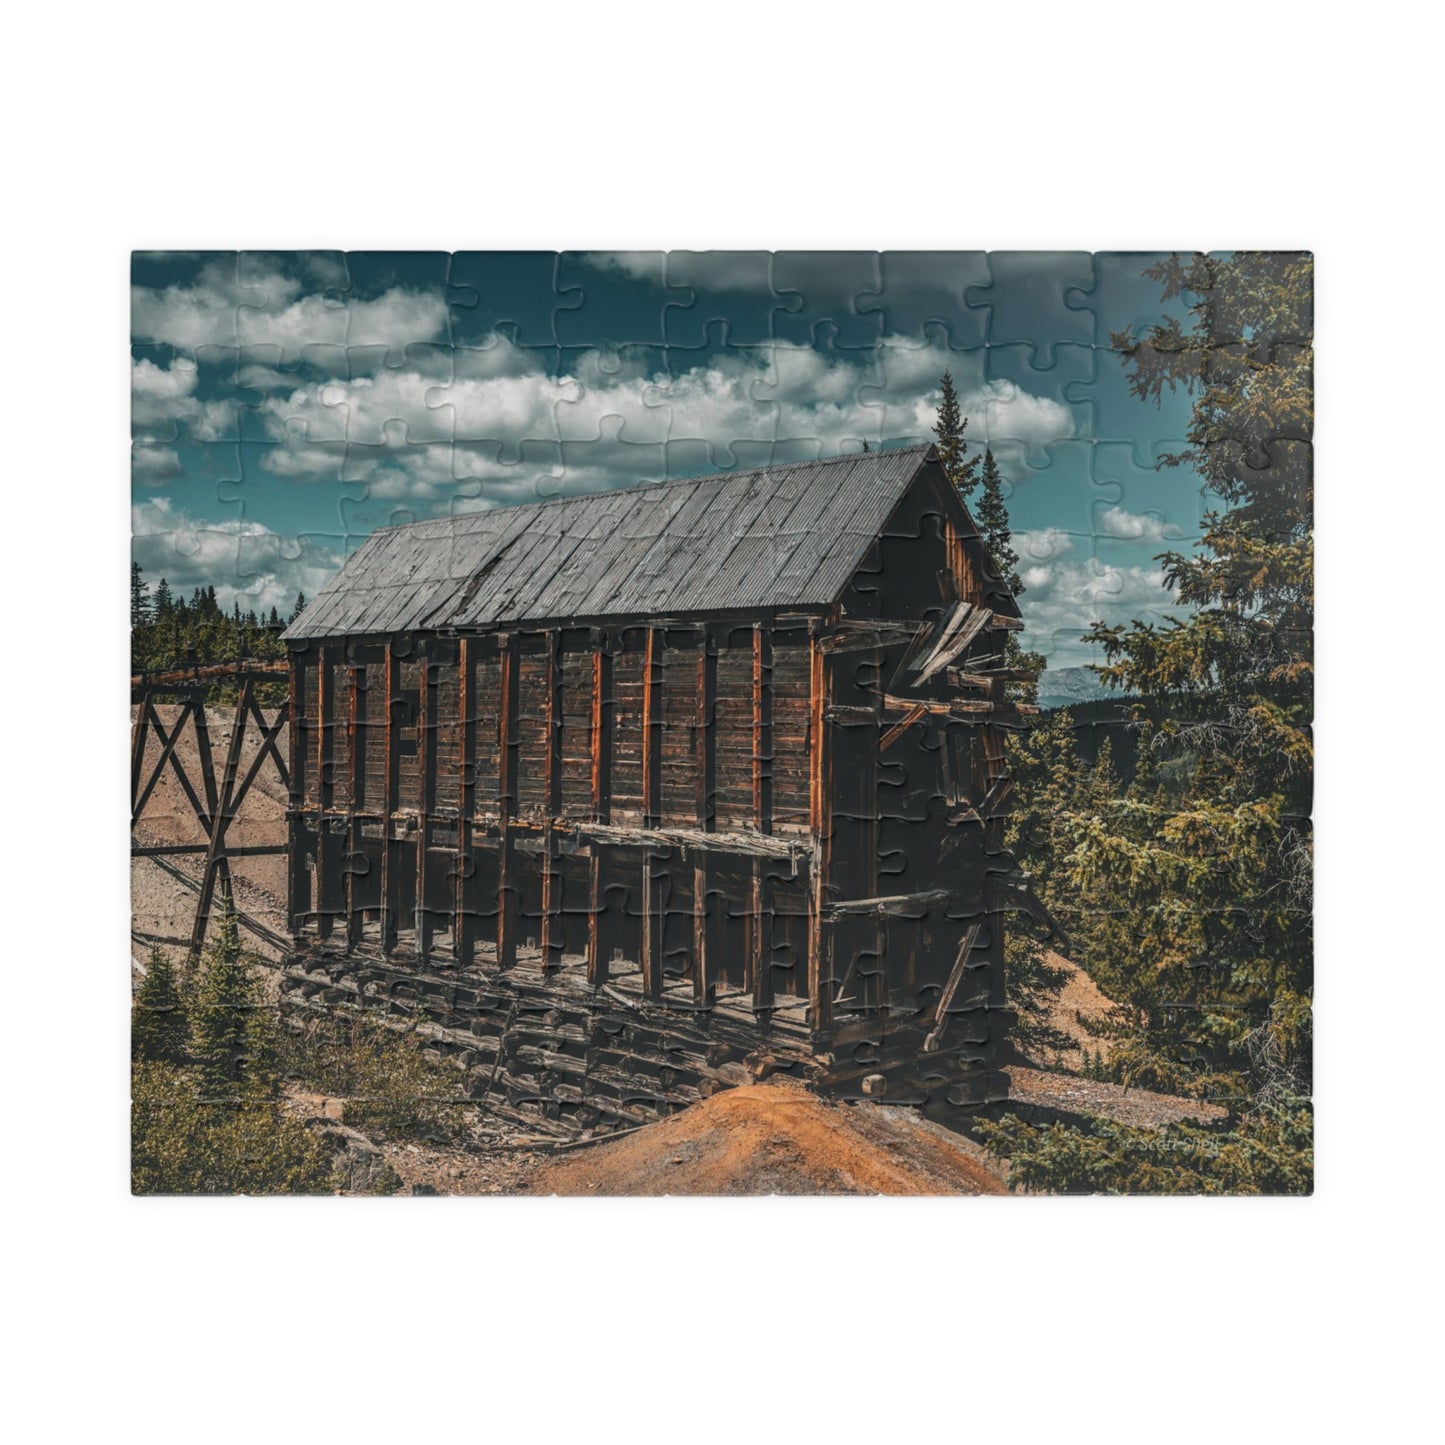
[130,250,1208,668]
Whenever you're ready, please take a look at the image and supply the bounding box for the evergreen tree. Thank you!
[932,370,980,501]
[130,562,151,626]
[132,946,188,1063]
[268,605,281,628]
[188,903,272,1103]
[292,590,307,621]
[153,577,173,615]
[976,448,1022,596]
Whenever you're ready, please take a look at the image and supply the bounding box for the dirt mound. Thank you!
[527,1078,1006,1196]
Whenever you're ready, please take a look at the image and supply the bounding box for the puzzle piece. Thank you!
[131,249,1314,1197]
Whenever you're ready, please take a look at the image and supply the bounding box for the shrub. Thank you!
[131,1060,336,1195]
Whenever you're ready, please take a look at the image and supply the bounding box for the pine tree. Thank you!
[132,946,188,1063]
[130,562,151,626]
[976,448,1022,596]
[292,590,307,621]
[268,605,280,628]
[932,370,980,501]
[153,577,173,616]
[1023,253,1314,1114]
[188,903,270,1102]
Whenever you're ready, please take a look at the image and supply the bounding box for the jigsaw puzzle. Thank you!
[130,251,1314,1196]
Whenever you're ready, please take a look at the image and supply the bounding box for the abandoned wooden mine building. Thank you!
[281,442,1046,1126]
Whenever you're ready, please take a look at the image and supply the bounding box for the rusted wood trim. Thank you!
[693,629,717,1005]
[455,637,476,965]
[575,821,805,860]
[878,702,926,754]
[496,633,520,969]
[752,623,773,836]
[414,653,433,962]
[586,633,614,985]
[346,663,362,950]
[379,644,400,954]
[923,921,983,1052]
[641,625,662,828]
[541,630,563,972]
[287,655,304,937]
[750,859,772,1014]
[826,889,953,918]
[640,848,661,1000]
[807,628,833,1032]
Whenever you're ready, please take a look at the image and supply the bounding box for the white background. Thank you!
[2,2,1436,1440]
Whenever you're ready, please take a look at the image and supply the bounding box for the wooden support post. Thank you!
[587,633,614,987]
[807,628,834,1032]
[496,633,520,969]
[315,645,334,939]
[640,847,661,999]
[750,624,773,1009]
[641,626,662,828]
[189,679,253,957]
[379,645,401,954]
[130,699,153,816]
[414,651,433,962]
[454,637,476,965]
[693,629,717,1007]
[540,630,564,973]
[186,694,235,949]
[287,655,305,939]
[346,661,363,950]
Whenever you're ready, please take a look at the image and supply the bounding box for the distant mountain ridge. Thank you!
[1036,666,1131,709]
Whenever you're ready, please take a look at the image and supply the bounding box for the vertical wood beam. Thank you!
[540,629,564,973]
[379,645,400,954]
[693,629,717,1006]
[189,679,253,957]
[587,632,614,986]
[750,623,774,1012]
[345,660,363,950]
[496,632,520,969]
[414,651,433,962]
[807,627,834,1032]
[641,626,662,828]
[315,645,334,939]
[454,637,476,965]
[640,848,661,999]
[286,655,305,939]
[188,693,234,942]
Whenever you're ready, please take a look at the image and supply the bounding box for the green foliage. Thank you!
[986,255,1313,1195]
[977,1100,1313,1196]
[129,562,287,698]
[187,904,275,1104]
[278,1012,469,1142]
[932,370,980,501]
[131,1060,336,1195]
[976,447,1022,595]
[132,946,188,1063]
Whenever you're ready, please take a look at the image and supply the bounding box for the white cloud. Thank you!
[131,257,447,361]
[1096,505,1182,544]
[132,497,344,614]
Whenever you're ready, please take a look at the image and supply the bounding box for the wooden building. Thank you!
[281,443,1048,1127]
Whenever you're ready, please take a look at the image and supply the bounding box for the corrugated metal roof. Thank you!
[285,444,958,639]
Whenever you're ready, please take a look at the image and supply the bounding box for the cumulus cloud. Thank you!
[132,497,344,614]
[1009,528,1181,665]
[131,256,447,362]
[1096,505,1183,544]
[241,329,1073,507]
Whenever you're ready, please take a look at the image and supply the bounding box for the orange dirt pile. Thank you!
[528,1078,1006,1196]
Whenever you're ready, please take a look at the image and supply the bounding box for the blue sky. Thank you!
[131,250,1205,666]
